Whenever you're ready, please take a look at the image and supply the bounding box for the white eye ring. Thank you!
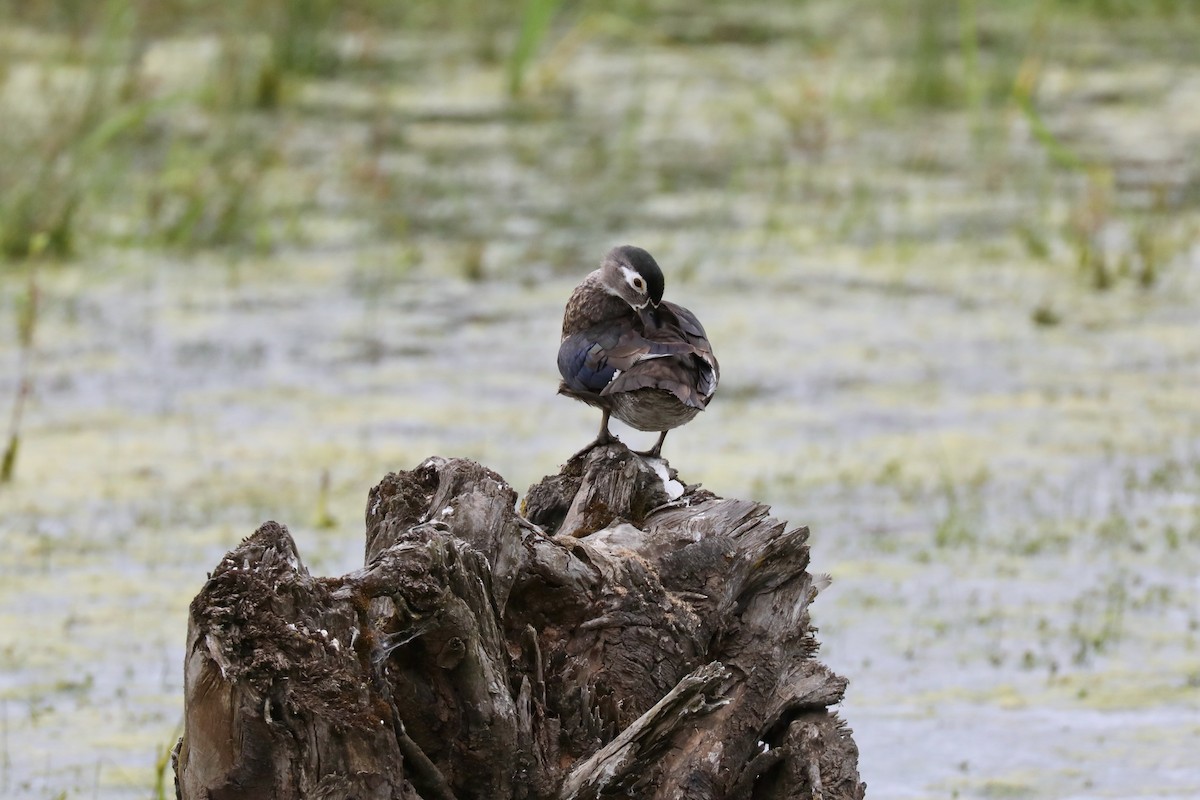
[632,277,645,291]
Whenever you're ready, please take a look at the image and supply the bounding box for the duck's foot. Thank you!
[632,430,669,460]
[566,413,621,462]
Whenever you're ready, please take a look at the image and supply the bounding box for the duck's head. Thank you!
[599,245,665,310]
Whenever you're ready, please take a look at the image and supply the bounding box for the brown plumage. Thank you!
[557,245,719,458]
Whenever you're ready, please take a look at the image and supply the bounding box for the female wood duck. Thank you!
[558,245,719,458]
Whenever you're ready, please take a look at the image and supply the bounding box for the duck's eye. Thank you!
[632,277,645,292]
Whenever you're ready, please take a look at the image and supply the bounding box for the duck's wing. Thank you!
[598,302,720,409]
[663,300,719,399]
[557,320,701,397]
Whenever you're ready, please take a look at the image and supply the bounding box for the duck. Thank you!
[557,245,719,459]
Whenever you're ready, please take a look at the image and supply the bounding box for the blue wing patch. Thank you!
[558,333,616,394]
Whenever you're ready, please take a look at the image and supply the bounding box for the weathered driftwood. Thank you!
[174,444,865,799]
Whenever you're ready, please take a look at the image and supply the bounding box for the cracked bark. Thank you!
[174,444,865,799]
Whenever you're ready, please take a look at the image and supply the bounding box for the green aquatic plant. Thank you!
[900,0,961,109]
[252,0,343,110]
[507,0,564,97]
[144,120,282,252]
[931,468,990,550]
[1068,570,1130,665]
[269,0,342,77]
[313,469,337,529]
[0,0,157,262]
[151,724,182,800]
[1,264,39,484]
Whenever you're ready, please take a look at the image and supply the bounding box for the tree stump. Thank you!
[173,444,865,799]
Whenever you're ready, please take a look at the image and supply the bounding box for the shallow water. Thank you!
[2,4,1200,798]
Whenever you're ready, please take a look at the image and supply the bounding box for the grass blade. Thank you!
[507,0,563,97]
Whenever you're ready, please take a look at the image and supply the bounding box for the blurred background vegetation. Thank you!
[1,1,1199,797]
[0,0,1197,275]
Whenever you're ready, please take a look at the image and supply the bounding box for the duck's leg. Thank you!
[568,409,618,461]
[635,430,669,459]
[596,408,616,443]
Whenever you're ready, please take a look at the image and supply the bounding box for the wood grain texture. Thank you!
[175,444,864,799]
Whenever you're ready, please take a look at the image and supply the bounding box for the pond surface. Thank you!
[1,4,1199,798]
